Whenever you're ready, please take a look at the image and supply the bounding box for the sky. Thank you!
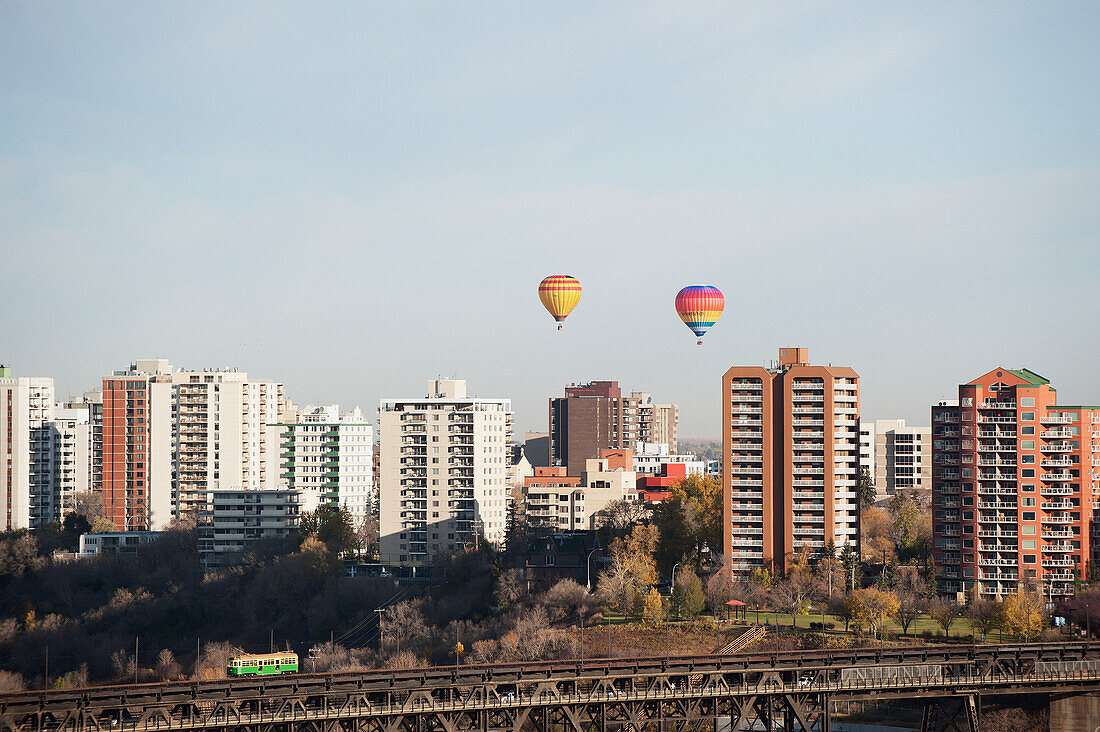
[1,2,1098,439]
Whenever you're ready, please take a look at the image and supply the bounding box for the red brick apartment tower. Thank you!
[723,348,861,577]
[101,360,172,531]
[932,367,1099,600]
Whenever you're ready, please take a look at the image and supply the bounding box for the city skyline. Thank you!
[2,3,1098,438]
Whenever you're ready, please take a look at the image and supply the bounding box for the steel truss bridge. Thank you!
[4,642,1100,732]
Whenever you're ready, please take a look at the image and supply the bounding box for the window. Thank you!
[1023,511,1035,521]
[1021,440,1035,450]
[1021,426,1035,435]
[1022,483,1035,492]
[1022,469,1035,478]
[1022,455,1035,464]
[1021,412,1035,421]
[1022,540,1036,549]
[1023,497,1035,506]
[963,539,974,548]
[1023,554,1036,564]
[1022,525,1036,536]
[1021,397,1035,407]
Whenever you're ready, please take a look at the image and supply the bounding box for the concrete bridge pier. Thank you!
[1050,692,1100,730]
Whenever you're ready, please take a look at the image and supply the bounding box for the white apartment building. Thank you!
[274,404,374,527]
[872,419,931,497]
[0,369,56,530]
[379,380,512,564]
[631,393,679,452]
[859,420,876,487]
[50,406,91,520]
[633,442,705,477]
[170,369,287,517]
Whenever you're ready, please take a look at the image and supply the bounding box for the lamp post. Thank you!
[585,547,598,592]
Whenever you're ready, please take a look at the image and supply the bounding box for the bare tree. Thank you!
[155,650,181,681]
[894,589,928,637]
[929,598,964,638]
[381,600,428,655]
[593,499,650,532]
[493,569,525,612]
[539,579,595,622]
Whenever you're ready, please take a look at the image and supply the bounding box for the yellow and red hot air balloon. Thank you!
[539,275,582,330]
[675,285,724,345]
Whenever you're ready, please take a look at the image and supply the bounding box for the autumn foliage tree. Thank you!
[997,591,1046,641]
[650,474,721,569]
[595,525,660,615]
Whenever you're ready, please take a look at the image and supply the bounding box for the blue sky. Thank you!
[1,2,1098,437]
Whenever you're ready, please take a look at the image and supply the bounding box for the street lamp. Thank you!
[585,547,599,592]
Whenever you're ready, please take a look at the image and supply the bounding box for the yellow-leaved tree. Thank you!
[997,591,1046,642]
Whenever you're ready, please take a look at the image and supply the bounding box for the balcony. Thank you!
[1042,472,1074,482]
[1041,429,1074,439]
[1041,443,1074,453]
[1041,543,1074,553]
[1042,414,1074,424]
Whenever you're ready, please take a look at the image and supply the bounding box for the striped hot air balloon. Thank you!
[539,275,582,330]
[675,285,724,345]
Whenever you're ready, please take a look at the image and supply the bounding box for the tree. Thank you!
[299,505,358,555]
[860,506,895,564]
[90,516,117,533]
[997,591,1046,642]
[857,468,876,508]
[810,556,845,602]
[595,525,660,615]
[381,600,428,655]
[671,566,705,619]
[642,588,665,627]
[593,499,649,533]
[828,594,855,633]
[929,598,964,638]
[354,511,379,560]
[155,649,180,681]
[540,579,595,622]
[893,589,928,637]
[494,568,526,612]
[771,567,813,626]
[848,588,899,638]
[650,474,722,569]
[967,599,1000,640]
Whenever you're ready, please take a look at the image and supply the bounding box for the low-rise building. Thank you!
[633,442,704,477]
[523,449,636,530]
[78,531,162,558]
[196,487,302,568]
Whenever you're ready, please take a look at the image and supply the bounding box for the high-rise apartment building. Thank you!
[172,370,286,517]
[101,359,175,531]
[872,419,931,497]
[932,367,1099,600]
[49,405,91,520]
[102,359,289,530]
[0,367,56,530]
[722,348,860,576]
[379,379,512,564]
[859,421,875,488]
[549,381,677,476]
[274,404,373,527]
[65,391,103,496]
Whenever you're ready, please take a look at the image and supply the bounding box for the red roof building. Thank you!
[636,462,687,504]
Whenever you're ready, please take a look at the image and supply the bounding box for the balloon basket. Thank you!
[697,339,703,346]
[557,324,563,331]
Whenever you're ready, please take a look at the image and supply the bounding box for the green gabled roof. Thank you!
[1006,368,1049,385]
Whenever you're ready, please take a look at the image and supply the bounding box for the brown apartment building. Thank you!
[722,348,861,577]
[932,367,1100,600]
[548,381,677,476]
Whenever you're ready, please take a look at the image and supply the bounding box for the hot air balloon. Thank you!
[539,275,582,330]
[675,285,724,345]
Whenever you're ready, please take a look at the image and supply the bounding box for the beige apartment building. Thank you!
[379,380,512,564]
[524,449,636,530]
[871,419,932,498]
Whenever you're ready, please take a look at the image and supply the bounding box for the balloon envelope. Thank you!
[539,275,582,326]
[675,285,724,339]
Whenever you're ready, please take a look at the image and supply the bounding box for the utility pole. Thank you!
[44,646,48,691]
[270,629,274,653]
[196,638,200,678]
[134,637,139,685]
[376,608,385,651]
